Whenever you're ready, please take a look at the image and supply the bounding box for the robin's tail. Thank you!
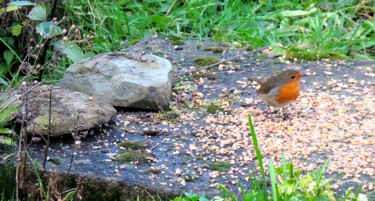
[248,77,264,84]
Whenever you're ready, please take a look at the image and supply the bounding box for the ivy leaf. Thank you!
[0,77,9,86]
[11,24,23,36]
[0,135,15,145]
[8,1,35,6]
[3,50,14,67]
[27,4,47,21]
[36,21,63,38]
[55,39,94,62]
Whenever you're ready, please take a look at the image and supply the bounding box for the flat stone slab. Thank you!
[29,39,374,200]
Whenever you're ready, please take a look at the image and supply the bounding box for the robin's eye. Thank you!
[291,75,295,79]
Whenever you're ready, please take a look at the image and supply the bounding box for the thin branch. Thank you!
[15,82,30,200]
[42,88,52,170]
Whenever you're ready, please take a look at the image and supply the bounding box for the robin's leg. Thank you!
[265,106,280,114]
[264,105,271,113]
[282,107,290,120]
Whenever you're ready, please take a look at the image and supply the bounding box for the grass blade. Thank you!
[248,115,268,200]
[217,183,238,201]
[269,160,278,201]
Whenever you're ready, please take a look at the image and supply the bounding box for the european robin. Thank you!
[247,69,302,118]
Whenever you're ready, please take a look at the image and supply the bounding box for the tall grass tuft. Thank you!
[0,159,16,201]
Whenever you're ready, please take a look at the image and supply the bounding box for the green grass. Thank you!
[0,159,16,201]
[59,0,375,59]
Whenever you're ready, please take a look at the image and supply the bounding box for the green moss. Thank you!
[180,75,194,82]
[182,157,191,165]
[254,54,267,61]
[245,45,255,51]
[194,56,221,67]
[142,169,151,174]
[183,173,198,182]
[166,144,175,152]
[203,47,225,53]
[192,71,218,80]
[205,102,221,114]
[208,161,231,172]
[172,39,184,45]
[168,35,184,45]
[196,156,204,161]
[177,136,189,142]
[205,102,232,115]
[286,47,348,60]
[142,168,160,174]
[153,51,163,55]
[115,150,149,164]
[161,110,180,123]
[118,140,144,150]
[128,39,138,46]
[47,157,62,165]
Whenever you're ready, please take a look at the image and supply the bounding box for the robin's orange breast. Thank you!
[275,80,300,104]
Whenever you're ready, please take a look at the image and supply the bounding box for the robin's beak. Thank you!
[301,74,307,77]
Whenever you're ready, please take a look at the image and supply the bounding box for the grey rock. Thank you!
[26,85,116,136]
[61,53,175,111]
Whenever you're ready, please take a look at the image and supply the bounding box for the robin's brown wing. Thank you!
[256,74,288,94]
[247,77,264,84]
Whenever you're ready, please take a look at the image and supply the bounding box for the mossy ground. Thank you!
[203,47,225,53]
[118,140,145,150]
[208,161,231,172]
[194,56,221,67]
[115,150,150,164]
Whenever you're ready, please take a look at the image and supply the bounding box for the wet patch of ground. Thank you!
[29,39,374,200]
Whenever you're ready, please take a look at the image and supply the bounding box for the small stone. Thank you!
[368,182,374,191]
[324,71,333,75]
[209,171,220,178]
[175,168,182,176]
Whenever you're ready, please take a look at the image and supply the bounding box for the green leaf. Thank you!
[0,129,14,135]
[8,1,35,6]
[281,8,318,17]
[27,4,47,21]
[3,50,14,66]
[248,115,268,198]
[0,105,18,127]
[0,6,19,15]
[11,24,23,36]
[216,184,238,201]
[55,39,93,62]
[269,160,279,201]
[0,77,9,86]
[0,135,14,145]
[36,21,63,38]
